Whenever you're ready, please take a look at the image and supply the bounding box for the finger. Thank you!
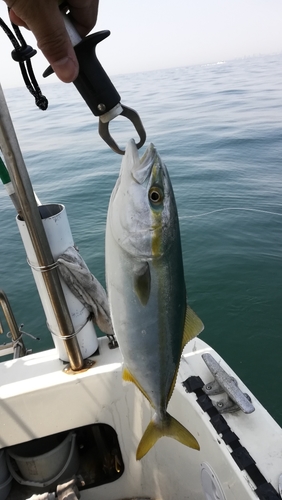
[6,0,79,82]
[68,0,99,38]
[9,9,29,29]
[32,1,79,82]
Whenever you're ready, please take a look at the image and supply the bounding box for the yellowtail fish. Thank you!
[105,140,204,460]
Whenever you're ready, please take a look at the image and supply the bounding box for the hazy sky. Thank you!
[0,0,282,88]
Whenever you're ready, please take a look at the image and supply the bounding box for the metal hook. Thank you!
[99,104,146,155]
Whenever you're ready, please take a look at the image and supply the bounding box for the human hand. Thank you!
[4,0,99,83]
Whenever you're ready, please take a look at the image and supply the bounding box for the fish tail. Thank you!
[136,412,200,460]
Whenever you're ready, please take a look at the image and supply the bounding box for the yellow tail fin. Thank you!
[136,412,200,460]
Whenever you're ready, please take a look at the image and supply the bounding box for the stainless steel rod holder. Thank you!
[0,85,84,371]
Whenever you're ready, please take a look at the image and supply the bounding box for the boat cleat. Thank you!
[202,353,255,414]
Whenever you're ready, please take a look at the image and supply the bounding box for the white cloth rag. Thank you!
[26,494,55,500]
[57,246,114,336]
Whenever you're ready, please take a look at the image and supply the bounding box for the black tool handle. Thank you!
[43,30,121,117]
[73,30,121,117]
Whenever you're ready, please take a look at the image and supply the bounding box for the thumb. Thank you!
[9,0,79,82]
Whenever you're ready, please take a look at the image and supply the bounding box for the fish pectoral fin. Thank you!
[133,262,151,306]
[182,305,204,349]
[122,367,152,404]
[136,412,200,460]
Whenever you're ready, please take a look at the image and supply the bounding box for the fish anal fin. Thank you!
[122,367,152,405]
[122,366,135,383]
[136,412,200,460]
[133,262,151,306]
[182,305,204,350]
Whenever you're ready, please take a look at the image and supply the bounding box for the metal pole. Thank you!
[0,85,84,370]
[0,289,26,358]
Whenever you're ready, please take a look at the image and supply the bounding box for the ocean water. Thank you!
[0,54,282,425]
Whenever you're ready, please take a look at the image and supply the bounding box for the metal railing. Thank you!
[0,289,26,358]
[0,85,84,370]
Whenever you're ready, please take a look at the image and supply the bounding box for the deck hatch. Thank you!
[5,423,124,498]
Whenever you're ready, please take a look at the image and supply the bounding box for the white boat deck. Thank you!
[0,336,281,499]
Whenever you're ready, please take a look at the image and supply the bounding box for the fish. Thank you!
[105,139,204,460]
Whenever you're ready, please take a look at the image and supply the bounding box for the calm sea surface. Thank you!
[1,54,282,425]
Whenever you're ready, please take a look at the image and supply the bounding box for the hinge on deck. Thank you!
[202,353,255,414]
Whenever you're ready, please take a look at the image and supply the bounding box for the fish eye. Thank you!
[149,186,163,205]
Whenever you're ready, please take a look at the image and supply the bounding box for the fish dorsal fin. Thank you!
[167,305,204,403]
[122,366,152,405]
[182,305,204,350]
[133,262,151,306]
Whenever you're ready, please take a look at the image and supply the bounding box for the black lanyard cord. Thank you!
[0,9,48,110]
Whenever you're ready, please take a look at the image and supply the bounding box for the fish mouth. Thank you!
[124,139,157,185]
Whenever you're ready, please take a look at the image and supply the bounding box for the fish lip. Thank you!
[124,140,157,185]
